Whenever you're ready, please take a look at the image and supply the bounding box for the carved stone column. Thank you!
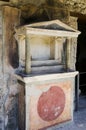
[25,35,31,74]
[54,37,63,62]
[66,37,71,70]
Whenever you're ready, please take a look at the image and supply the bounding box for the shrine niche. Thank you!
[15,19,80,130]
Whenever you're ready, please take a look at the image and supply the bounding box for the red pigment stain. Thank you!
[37,86,65,121]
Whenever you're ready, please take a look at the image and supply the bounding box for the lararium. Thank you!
[15,19,80,130]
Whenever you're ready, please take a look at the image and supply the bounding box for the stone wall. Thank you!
[65,0,86,15]
[0,9,3,73]
[0,6,20,130]
[10,0,46,6]
[9,0,86,15]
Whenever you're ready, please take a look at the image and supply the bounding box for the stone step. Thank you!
[31,64,65,74]
[17,62,65,76]
[31,60,64,67]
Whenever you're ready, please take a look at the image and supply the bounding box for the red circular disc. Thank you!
[37,86,65,121]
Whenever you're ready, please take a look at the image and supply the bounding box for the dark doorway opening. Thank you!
[76,18,86,94]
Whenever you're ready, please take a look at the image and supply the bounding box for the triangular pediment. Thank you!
[16,19,80,37]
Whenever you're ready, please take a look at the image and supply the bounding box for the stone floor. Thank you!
[49,95,86,130]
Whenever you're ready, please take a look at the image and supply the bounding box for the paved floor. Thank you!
[49,95,86,130]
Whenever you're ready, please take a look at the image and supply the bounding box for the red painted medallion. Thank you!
[37,86,65,121]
